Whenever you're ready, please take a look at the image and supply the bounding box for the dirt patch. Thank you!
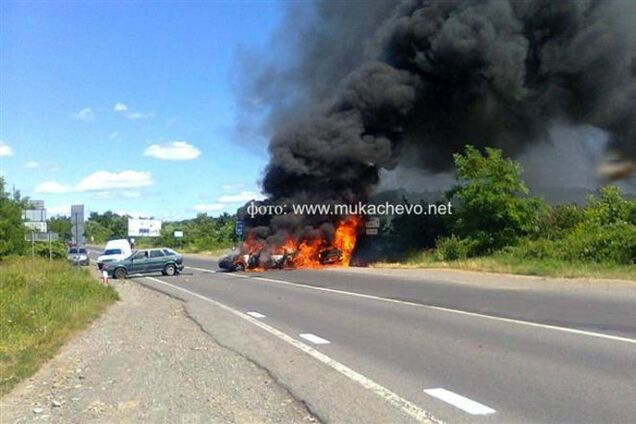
[0,279,316,423]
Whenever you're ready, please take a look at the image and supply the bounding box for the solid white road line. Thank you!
[300,333,331,345]
[234,275,636,345]
[143,276,440,424]
[424,388,496,415]
[246,311,266,318]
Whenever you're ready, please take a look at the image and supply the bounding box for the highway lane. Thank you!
[144,266,634,422]
[185,255,636,339]
[86,248,636,422]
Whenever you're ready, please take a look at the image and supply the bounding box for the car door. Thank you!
[147,249,167,273]
[128,250,150,274]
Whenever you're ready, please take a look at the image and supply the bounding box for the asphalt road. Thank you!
[87,248,636,423]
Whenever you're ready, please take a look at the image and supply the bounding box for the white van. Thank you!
[97,239,132,270]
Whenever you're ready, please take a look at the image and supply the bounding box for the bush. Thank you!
[539,204,585,240]
[584,186,635,226]
[31,241,67,259]
[566,223,636,264]
[0,178,27,258]
[510,222,636,265]
[448,146,547,254]
[434,235,476,261]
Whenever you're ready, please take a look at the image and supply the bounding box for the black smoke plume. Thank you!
[241,0,635,207]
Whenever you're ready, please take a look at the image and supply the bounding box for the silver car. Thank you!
[67,247,90,266]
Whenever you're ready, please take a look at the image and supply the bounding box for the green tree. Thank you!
[0,178,27,258]
[85,211,128,242]
[447,145,546,254]
[48,216,73,241]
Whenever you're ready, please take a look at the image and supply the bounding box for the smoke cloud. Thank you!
[240,0,636,206]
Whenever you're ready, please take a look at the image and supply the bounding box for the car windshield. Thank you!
[68,248,78,254]
[104,249,122,255]
[79,249,87,254]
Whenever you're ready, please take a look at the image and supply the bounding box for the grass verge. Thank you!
[0,257,118,396]
[373,251,636,281]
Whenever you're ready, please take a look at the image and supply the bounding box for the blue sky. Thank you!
[0,1,282,219]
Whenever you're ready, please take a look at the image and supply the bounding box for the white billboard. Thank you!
[128,218,162,237]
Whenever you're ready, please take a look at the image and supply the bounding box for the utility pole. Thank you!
[74,213,79,267]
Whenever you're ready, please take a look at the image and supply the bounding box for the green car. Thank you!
[103,248,184,279]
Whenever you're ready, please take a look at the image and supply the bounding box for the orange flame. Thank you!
[332,215,361,266]
[237,215,362,270]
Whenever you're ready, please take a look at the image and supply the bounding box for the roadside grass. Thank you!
[0,257,118,396]
[372,251,636,281]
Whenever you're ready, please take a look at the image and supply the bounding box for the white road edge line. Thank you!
[209,273,636,345]
[424,388,496,415]
[143,276,440,424]
[300,333,331,344]
[246,311,266,319]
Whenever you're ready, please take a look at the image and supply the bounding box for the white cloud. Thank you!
[218,190,266,203]
[113,102,128,112]
[109,131,120,140]
[75,170,153,191]
[0,141,14,157]
[143,141,201,161]
[71,107,95,121]
[35,170,152,194]
[113,103,151,120]
[194,203,227,213]
[25,161,39,169]
[34,181,70,194]
[221,182,244,190]
[125,111,152,120]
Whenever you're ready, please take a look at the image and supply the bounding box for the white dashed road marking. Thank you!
[239,274,636,345]
[142,276,440,423]
[424,388,496,415]
[299,333,331,345]
[246,311,266,318]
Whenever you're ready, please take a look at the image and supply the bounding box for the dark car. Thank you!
[103,248,184,279]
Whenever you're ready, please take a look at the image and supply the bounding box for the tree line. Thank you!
[379,146,636,266]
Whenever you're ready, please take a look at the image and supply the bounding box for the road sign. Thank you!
[366,217,380,228]
[174,230,184,238]
[128,218,162,237]
[71,204,85,246]
[235,221,244,236]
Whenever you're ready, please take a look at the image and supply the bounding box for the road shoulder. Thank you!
[330,265,636,291]
[0,279,315,423]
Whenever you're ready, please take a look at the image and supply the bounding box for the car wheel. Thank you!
[234,263,245,272]
[114,268,127,280]
[164,264,176,276]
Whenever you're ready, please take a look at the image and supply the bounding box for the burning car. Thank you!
[218,216,359,272]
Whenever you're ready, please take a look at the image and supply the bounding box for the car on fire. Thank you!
[102,248,184,279]
[218,247,342,271]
